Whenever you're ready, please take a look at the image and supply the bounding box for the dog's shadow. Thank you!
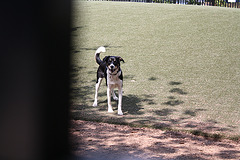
[98,94,144,115]
[122,94,144,115]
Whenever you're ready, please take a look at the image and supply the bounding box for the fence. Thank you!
[204,0,240,7]
[87,0,240,8]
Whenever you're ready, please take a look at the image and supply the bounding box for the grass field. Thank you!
[71,1,240,138]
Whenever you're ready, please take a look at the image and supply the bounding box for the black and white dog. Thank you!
[92,46,125,115]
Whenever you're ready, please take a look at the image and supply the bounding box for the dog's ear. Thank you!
[103,56,110,62]
[117,56,125,63]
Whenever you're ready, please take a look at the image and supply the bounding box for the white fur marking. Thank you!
[95,46,106,54]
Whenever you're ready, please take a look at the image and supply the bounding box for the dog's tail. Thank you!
[95,46,106,65]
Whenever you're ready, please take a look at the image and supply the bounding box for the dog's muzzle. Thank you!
[109,64,115,72]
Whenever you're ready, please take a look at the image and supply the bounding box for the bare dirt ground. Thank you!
[70,120,240,160]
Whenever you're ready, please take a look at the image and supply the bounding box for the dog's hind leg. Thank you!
[111,89,118,101]
[93,78,103,107]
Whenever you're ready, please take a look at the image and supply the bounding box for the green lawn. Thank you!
[71,1,240,138]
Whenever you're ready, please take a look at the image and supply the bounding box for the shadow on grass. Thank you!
[123,94,144,115]
[148,77,157,81]
[71,26,85,32]
[70,65,86,80]
[70,65,239,139]
[104,44,123,49]
[94,94,145,116]
[155,108,177,116]
[70,85,93,104]
[76,45,123,53]
[169,81,182,85]
[162,99,184,106]
[169,88,187,95]
[70,65,94,103]
[162,95,184,106]
[162,81,186,106]
[70,83,145,116]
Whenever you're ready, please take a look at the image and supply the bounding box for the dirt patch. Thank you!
[70,120,240,160]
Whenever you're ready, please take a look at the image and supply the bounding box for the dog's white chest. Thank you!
[107,70,122,87]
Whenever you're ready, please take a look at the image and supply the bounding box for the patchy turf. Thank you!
[71,1,240,138]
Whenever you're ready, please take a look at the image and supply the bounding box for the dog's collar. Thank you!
[109,72,118,76]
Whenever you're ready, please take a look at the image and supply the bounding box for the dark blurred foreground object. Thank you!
[0,1,71,159]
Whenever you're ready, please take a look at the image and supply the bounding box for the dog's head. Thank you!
[103,56,125,73]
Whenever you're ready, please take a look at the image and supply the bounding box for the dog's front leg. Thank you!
[107,86,114,113]
[117,86,123,115]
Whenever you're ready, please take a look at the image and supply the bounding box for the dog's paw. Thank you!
[92,102,98,107]
[118,111,123,116]
[113,96,119,101]
[108,108,114,113]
